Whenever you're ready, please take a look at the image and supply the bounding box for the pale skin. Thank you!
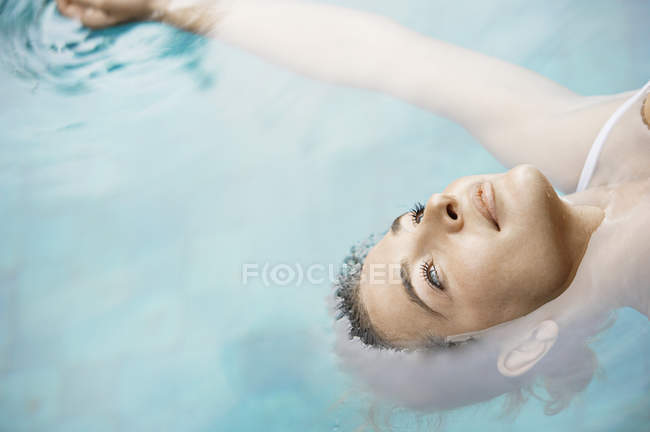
[360,165,605,346]
[57,0,650,357]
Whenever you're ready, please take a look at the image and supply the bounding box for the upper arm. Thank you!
[217,1,602,191]
[370,29,602,192]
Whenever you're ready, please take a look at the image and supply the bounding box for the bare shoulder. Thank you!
[514,88,650,193]
[587,90,650,189]
[476,91,639,193]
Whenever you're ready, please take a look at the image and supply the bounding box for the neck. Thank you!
[555,186,649,320]
[562,197,604,269]
[534,187,650,326]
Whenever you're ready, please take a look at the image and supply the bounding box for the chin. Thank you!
[509,164,555,196]
[504,164,559,217]
[509,164,547,184]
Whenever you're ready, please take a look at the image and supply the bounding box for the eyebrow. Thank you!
[390,212,407,234]
[400,260,446,320]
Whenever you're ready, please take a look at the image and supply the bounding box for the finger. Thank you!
[71,0,105,8]
[79,7,121,29]
[64,2,86,19]
[56,0,69,16]
[56,0,80,18]
[71,0,122,15]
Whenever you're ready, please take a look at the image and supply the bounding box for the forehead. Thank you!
[358,229,442,344]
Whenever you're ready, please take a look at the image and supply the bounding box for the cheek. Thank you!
[448,234,563,326]
[448,249,505,312]
[450,273,515,329]
[509,214,573,286]
[497,230,567,293]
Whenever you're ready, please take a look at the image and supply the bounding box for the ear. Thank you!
[497,320,559,377]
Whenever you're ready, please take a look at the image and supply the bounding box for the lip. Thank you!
[472,182,500,230]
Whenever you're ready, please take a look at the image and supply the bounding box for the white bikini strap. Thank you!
[576,80,650,193]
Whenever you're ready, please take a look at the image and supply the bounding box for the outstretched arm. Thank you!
[58,0,615,192]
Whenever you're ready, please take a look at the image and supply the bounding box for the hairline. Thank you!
[335,233,452,350]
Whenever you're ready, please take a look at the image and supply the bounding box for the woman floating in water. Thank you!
[57,0,650,414]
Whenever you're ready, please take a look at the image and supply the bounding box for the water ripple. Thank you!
[0,0,210,93]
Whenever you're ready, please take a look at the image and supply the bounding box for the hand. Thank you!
[56,0,164,29]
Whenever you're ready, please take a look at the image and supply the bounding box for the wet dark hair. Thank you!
[333,234,453,350]
[333,234,391,348]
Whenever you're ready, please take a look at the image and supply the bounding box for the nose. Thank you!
[423,193,463,232]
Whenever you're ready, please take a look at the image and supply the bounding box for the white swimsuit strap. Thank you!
[576,80,650,192]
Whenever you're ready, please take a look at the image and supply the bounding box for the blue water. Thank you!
[1,0,649,430]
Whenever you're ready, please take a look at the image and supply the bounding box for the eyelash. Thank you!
[410,202,443,290]
[420,261,443,290]
[409,201,425,224]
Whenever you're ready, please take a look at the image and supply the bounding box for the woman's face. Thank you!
[359,165,592,347]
